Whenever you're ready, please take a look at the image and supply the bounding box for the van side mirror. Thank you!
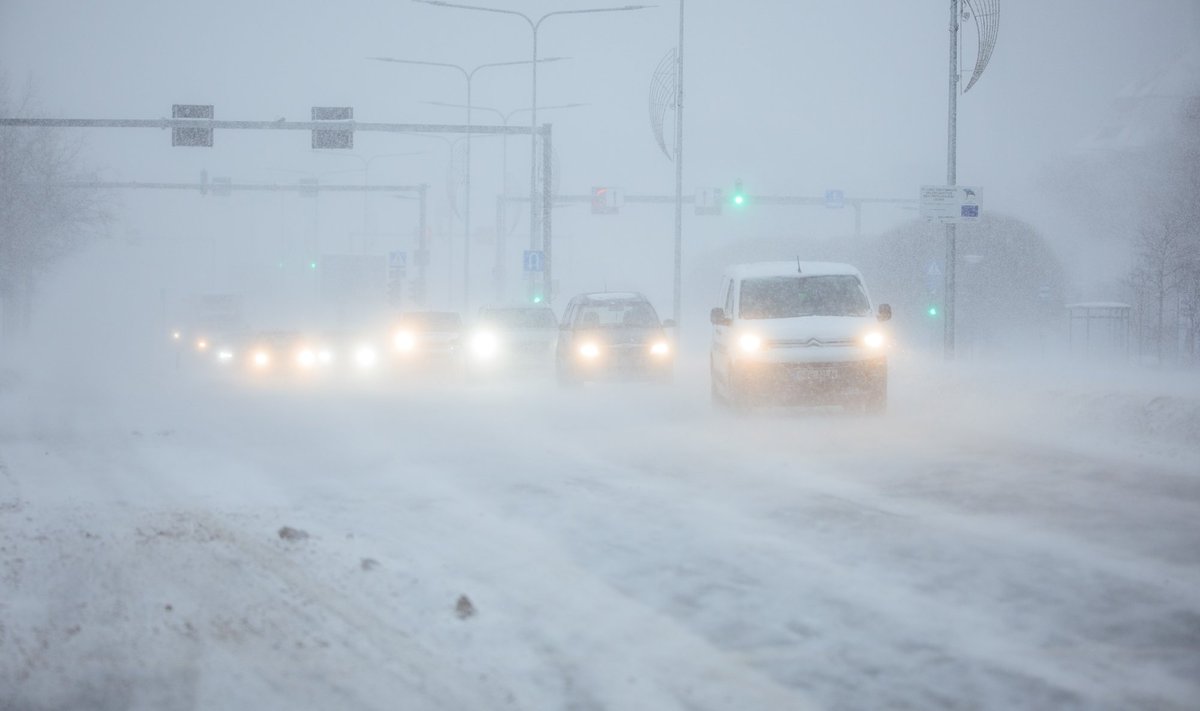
[877,304,892,322]
[710,307,730,326]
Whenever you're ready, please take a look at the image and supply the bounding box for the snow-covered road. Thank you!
[2,357,1199,710]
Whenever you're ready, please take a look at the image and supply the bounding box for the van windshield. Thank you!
[739,275,871,319]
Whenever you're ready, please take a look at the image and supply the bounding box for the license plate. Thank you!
[800,368,839,380]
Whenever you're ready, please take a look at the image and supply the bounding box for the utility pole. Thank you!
[945,0,959,360]
[672,0,685,328]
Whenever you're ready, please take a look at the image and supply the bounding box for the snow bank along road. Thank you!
[2,359,1198,710]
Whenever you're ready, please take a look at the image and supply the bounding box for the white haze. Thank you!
[2,2,1199,710]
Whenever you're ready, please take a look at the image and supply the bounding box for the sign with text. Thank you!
[920,185,981,223]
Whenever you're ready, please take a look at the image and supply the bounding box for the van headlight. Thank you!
[471,331,500,360]
[297,349,317,368]
[354,345,378,369]
[253,351,270,368]
[578,342,600,359]
[394,330,416,352]
[649,340,670,357]
[217,349,234,364]
[738,334,763,353]
[862,330,886,349]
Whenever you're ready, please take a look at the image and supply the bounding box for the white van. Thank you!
[709,261,891,411]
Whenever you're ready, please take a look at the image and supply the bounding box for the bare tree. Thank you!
[0,75,107,343]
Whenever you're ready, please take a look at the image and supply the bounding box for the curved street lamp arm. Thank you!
[411,0,534,29]
[467,56,569,80]
[368,56,469,80]
[535,5,655,30]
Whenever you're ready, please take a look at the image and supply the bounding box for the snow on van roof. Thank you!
[578,291,645,302]
[725,261,863,279]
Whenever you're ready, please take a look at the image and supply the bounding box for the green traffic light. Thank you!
[733,194,745,206]
[531,294,544,304]
[309,261,317,270]
[928,306,939,317]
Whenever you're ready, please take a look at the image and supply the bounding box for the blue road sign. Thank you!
[824,189,845,209]
[523,250,544,272]
[389,250,407,270]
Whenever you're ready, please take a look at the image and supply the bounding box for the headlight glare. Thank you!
[650,340,670,357]
[738,334,763,352]
[354,345,378,368]
[394,330,416,352]
[579,342,600,359]
[471,331,500,359]
[863,331,886,349]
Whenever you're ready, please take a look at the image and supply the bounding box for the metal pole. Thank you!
[465,78,473,310]
[530,28,540,252]
[944,0,959,361]
[497,114,509,302]
[672,0,685,327]
[542,124,553,304]
[419,183,428,305]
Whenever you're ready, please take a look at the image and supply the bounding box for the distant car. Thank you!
[709,261,890,411]
[242,330,324,377]
[555,292,674,385]
[389,311,464,370]
[314,329,383,375]
[465,305,558,374]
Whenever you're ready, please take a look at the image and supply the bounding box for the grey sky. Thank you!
[1,1,1195,308]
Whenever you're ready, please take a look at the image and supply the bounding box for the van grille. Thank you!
[768,338,857,349]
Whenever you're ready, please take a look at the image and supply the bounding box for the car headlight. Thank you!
[354,345,378,368]
[195,338,209,351]
[317,349,333,364]
[738,334,763,353]
[471,331,500,360]
[217,349,234,363]
[297,349,317,368]
[578,342,600,359]
[862,330,886,349]
[394,330,416,352]
[253,351,270,368]
[171,330,182,341]
[650,340,670,357]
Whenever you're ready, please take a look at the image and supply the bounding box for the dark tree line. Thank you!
[0,76,106,344]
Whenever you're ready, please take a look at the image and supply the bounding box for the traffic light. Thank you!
[527,279,545,304]
[927,304,939,317]
[730,179,747,209]
[591,186,621,215]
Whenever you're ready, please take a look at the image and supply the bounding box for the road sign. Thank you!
[824,189,845,209]
[926,260,943,292]
[388,250,407,271]
[590,187,623,215]
[694,188,723,216]
[312,106,353,149]
[172,104,213,147]
[523,250,544,272]
[920,185,981,223]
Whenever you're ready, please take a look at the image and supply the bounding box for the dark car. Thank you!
[389,311,464,370]
[555,292,675,385]
[465,305,559,374]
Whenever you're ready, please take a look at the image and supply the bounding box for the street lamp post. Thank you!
[413,0,653,305]
[369,55,564,309]
[426,101,585,302]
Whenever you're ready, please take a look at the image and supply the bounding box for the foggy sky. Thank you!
[1,0,1196,312]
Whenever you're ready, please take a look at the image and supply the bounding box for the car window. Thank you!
[401,312,462,330]
[739,275,870,319]
[480,308,557,328]
[574,301,660,328]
